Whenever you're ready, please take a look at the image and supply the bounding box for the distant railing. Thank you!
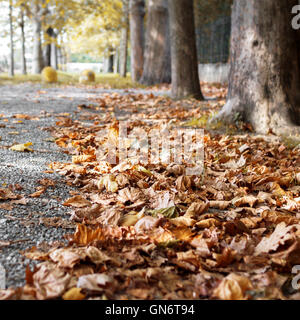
[196,15,231,64]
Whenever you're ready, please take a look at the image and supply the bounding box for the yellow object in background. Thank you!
[41,67,58,83]
[79,70,96,84]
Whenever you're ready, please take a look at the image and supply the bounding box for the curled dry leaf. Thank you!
[134,216,160,232]
[209,200,231,210]
[77,273,113,292]
[119,210,144,227]
[63,195,92,208]
[213,273,253,300]
[33,262,72,300]
[175,175,193,191]
[96,175,118,193]
[10,142,33,152]
[232,195,258,208]
[196,218,222,229]
[185,201,210,218]
[0,188,19,200]
[255,222,299,255]
[49,246,111,268]
[72,154,96,164]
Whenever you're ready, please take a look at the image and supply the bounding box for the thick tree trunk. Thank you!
[20,7,27,75]
[9,2,14,77]
[129,0,145,81]
[168,0,203,99]
[119,0,129,77]
[213,0,300,135]
[32,19,44,73]
[140,0,171,85]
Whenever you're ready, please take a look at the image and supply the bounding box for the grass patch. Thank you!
[183,113,248,135]
[183,113,224,130]
[280,135,300,149]
[0,72,144,89]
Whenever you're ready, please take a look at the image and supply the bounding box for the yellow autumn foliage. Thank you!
[41,67,58,83]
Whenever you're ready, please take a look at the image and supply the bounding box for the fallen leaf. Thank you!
[62,287,85,300]
[10,142,33,152]
[213,273,253,300]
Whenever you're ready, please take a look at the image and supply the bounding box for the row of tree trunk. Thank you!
[128,0,300,134]
[126,0,203,99]
[8,3,65,76]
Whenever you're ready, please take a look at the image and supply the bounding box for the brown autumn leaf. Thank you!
[33,262,72,300]
[0,188,19,200]
[63,195,92,208]
[185,201,210,218]
[48,246,110,268]
[96,207,122,226]
[39,217,76,229]
[232,195,258,208]
[134,216,160,232]
[77,273,113,291]
[196,218,222,229]
[213,273,253,300]
[209,200,231,210]
[254,222,299,255]
[70,224,134,246]
[175,175,193,191]
[38,178,55,187]
[30,186,47,198]
[72,154,96,164]
[117,187,143,203]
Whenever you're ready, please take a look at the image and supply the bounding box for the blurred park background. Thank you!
[0,0,232,85]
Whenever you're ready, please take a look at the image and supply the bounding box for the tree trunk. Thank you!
[213,0,300,135]
[32,18,44,73]
[114,48,120,74]
[140,0,171,85]
[104,53,114,73]
[50,31,58,70]
[168,0,203,99]
[20,7,27,75]
[109,54,114,73]
[44,27,54,67]
[9,1,14,77]
[129,0,145,81]
[119,0,129,77]
[51,43,58,70]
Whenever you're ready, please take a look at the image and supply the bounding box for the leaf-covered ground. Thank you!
[0,83,300,300]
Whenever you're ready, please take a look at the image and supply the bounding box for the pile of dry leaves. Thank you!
[1,88,300,300]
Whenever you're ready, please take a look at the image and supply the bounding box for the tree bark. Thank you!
[119,0,129,77]
[32,18,44,73]
[168,0,203,99]
[104,53,114,73]
[129,0,145,81]
[9,1,14,77]
[31,2,46,74]
[20,6,27,75]
[44,27,54,67]
[114,48,120,74]
[140,0,171,85]
[51,34,58,70]
[213,0,300,135]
